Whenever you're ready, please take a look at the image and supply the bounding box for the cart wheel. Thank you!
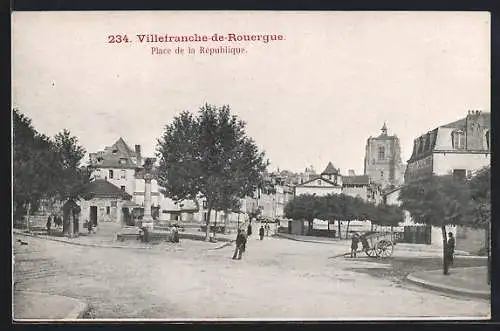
[375,240,393,258]
[364,248,376,257]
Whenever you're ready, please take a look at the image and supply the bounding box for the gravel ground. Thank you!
[13,234,490,320]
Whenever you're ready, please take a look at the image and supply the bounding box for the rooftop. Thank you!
[321,162,339,175]
[82,179,132,200]
[342,175,370,186]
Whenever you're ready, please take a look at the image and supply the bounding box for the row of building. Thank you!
[56,110,489,247]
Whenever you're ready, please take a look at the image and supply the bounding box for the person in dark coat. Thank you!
[259,225,265,240]
[54,215,62,229]
[351,233,360,258]
[87,219,93,234]
[232,229,247,260]
[247,223,252,237]
[447,232,455,266]
[46,216,52,235]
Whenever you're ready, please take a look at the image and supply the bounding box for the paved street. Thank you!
[13,234,489,320]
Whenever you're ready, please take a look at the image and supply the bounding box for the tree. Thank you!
[53,129,90,199]
[399,175,471,275]
[373,203,404,230]
[284,194,322,234]
[156,104,268,240]
[13,109,61,222]
[467,166,491,284]
[319,194,342,238]
[53,129,91,235]
[247,205,263,223]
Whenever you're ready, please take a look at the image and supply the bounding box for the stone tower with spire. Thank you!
[363,123,406,190]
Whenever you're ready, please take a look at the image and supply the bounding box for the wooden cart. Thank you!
[359,231,395,258]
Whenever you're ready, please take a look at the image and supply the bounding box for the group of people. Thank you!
[232,222,273,260]
[45,215,63,235]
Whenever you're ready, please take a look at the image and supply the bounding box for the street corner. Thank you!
[13,291,90,320]
[406,267,490,300]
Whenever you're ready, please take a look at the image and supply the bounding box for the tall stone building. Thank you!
[364,123,406,190]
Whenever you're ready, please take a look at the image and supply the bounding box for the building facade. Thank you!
[295,162,343,196]
[78,179,133,226]
[364,123,406,190]
[405,111,490,182]
[88,137,164,222]
[342,173,381,204]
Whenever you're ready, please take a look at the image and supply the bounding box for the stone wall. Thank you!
[79,198,126,225]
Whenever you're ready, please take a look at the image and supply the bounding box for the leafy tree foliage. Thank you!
[284,194,323,232]
[466,166,491,283]
[14,109,60,218]
[399,175,472,275]
[53,129,91,201]
[373,204,405,228]
[156,104,268,240]
[467,166,491,228]
[13,109,90,225]
[284,193,401,238]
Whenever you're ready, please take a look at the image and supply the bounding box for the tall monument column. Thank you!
[141,158,155,230]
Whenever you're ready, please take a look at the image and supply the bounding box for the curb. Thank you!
[13,231,155,250]
[67,300,90,319]
[276,234,485,258]
[405,271,490,300]
[13,230,228,251]
[276,233,344,245]
[14,290,90,320]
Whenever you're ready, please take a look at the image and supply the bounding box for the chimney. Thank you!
[348,169,355,176]
[135,144,142,165]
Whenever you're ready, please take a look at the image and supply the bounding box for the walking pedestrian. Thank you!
[447,232,455,266]
[259,225,265,240]
[247,223,252,237]
[46,215,52,235]
[54,215,62,229]
[87,219,93,234]
[351,233,360,258]
[171,225,179,243]
[232,229,247,260]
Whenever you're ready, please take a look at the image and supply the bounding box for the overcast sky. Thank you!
[12,11,490,174]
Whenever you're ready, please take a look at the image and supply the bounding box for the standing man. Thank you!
[259,225,265,240]
[46,215,52,235]
[247,223,252,238]
[232,229,247,260]
[87,219,93,234]
[447,232,455,266]
[351,233,360,258]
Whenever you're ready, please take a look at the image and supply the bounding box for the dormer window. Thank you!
[452,130,466,150]
[317,180,322,185]
[109,170,114,179]
[119,158,127,165]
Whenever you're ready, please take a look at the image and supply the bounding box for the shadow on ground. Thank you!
[349,256,486,283]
